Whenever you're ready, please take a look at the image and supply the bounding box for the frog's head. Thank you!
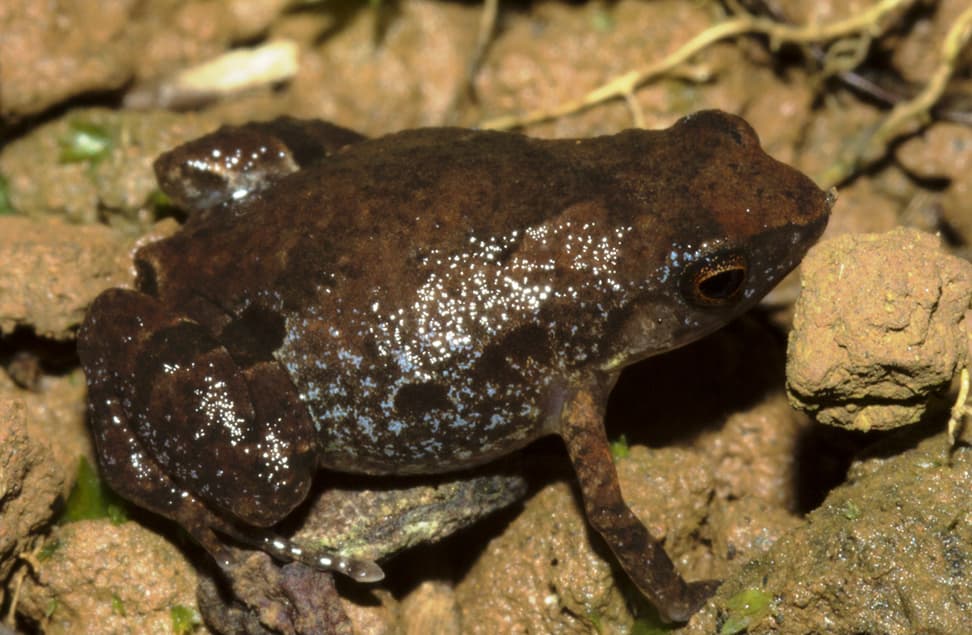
[596,110,834,371]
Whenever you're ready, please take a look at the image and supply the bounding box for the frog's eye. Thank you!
[683,252,748,307]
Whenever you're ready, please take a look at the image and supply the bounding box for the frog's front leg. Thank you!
[153,117,366,215]
[558,385,719,623]
[78,288,381,582]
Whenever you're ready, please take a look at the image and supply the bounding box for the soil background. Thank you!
[1,1,971,633]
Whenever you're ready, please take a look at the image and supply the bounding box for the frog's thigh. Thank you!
[92,289,316,527]
[83,351,237,565]
[80,290,252,561]
[558,387,718,623]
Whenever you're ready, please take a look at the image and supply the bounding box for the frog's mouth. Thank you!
[596,305,689,373]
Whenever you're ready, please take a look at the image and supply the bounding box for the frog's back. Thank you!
[141,129,594,318]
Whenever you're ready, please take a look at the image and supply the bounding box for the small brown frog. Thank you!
[77,111,832,622]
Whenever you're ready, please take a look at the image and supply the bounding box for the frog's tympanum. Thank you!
[78,111,832,622]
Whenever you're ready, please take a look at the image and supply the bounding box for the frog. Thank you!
[77,111,833,623]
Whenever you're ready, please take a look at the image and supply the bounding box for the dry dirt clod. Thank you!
[787,227,972,433]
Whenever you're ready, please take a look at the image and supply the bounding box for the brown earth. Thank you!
[1,0,971,633]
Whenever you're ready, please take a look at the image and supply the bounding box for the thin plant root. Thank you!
[479,0,918,131]
[821,5,972,187]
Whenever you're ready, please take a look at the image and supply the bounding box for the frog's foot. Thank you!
[216,525,384,582]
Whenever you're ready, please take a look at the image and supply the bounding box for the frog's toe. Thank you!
[688,579,720,602]
[245,530,384,583]
[300,545,384,582]
[664,579,720,622]
[340,557,384,582]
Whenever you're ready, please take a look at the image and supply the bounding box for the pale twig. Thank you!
[480,0,916,130]
[820,4,972,187]
[867,5,972,153]
[623,90,645,129]
[948,367,970,447]
[444,0,501,123]
[3,546,44,626]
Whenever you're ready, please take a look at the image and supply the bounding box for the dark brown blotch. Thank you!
[393,381,454,418]
[220,305,286,366]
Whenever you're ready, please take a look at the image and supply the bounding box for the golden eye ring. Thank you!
[683,252,748,306]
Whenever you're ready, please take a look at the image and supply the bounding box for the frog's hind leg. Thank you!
[81,319,250,572]
[81,288,318,522]
[78,288,382,583]
[80,289,240,564]
[84,361,382,583]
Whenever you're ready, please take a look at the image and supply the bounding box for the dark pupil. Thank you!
[697,267,745,300]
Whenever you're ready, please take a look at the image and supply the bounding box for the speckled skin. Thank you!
[77,111,831,622]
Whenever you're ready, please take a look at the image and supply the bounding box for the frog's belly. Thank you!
[309,388,549,474]
[277,309,568,474]
[290,366,564,475]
